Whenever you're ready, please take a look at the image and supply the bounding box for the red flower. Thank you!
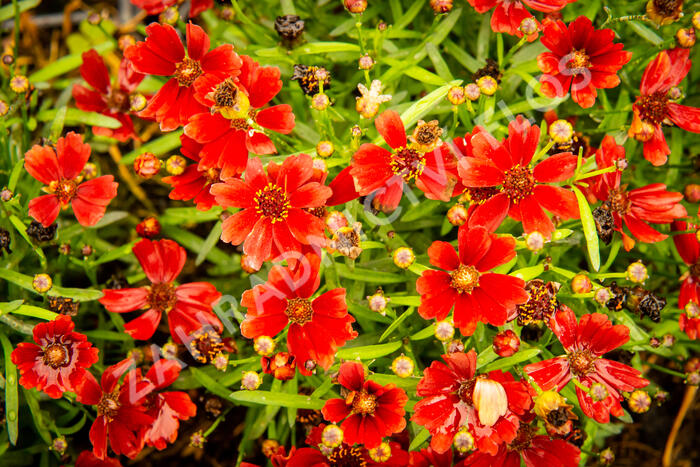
[143,359,197,450]
[417,226,528,335]
[184,55,295,179]
[240,253,357,373]
[210,154,332,270]
[76,358,155,459]
[457,116,579,237]
[588,135,686,250]
[125,22,241,131]
[672,221,700,339]
[630,48,700,165]
[76,451,122,467]
[130,0,212,16]
[161,135,221,211]
[99,239,222,342]
[467,0,576,38]
[409,446,454,467]
[538,16,631,108]
[458,424,580,467]
[523,306,649,423]
[11,315,98,399]
[322,361,408,448]
[24,132,118,227]
[411,350,533,455]
[350,110,458,212]
[73,50,144,141]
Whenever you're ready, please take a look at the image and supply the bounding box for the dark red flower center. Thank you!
[450,264,480,294]
[285,297,313,325]
[566,49,591,74]
[147,282,177,312]
[174,57,202,86]
[689,262,700,279]
[327,445,367,467]
[502,165,535,202]
[457,377,476,405]
[507,424,536,452]
[516,280,558,326]
[652,0,683,16]
[606,187,631,215]
[209,78,251,120]
[49,179,78,204]
[187,329,224,363]
[204,167,221,184]
[231,118,250,130]
[107,89,130,113]
[463,186,500,205]
[567,349,596,377]
[351,390,377,415]
[42,343,70,368]
[390,147,426,182]
[97,390,121,420]
[255,183,290,222]
[636,91,669,125]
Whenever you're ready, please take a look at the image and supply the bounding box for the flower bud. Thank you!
[134,152,161,178]
[358,54,375,70]
[473,376,508,426]
[130,93,147,112]
[367,288,389,315]
[136,217,161,238]
[548,119,574,144]
[326,210,348,233]
[447,339,464,353]
[520,17,539,37]
[589,382,609,402]
[344,0,367,14]
[159,6,179,25]
[0,188,12,201]
[241,371,262,390]
[477,76,497,96]
[51,436,67,455]
[189,430,206,448]
[254,335,276,356]
[321,424,344,447]
[447,204,468,226]
[595,287,611,306]
[10,75,29,93]
[435,320,455,341]
[684,184,700,203]
[525,231,545,252]
[492,329,520,357]
[391,355,414,378]
[393,247,415,269]
[316,140,334,158]
[571,274,592,294]
[447,86,466,105]
[453,427,475,453]
[676,28,696,48]
[627,390,651,413]
[166,155,186,175]
[0,100,8,117]
[32,273,53,293]
[311,93,330,111]
[118,35,136,51]
[626,260,648,283]
[368,442,392,463]
[599,447,615,465]
[81,162,98,179]
[464,83,481,101]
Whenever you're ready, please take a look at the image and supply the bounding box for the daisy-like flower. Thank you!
[411,350,533,455]
[523,306,649,423]
[11,315,99,399]
[184,55,295,179]
[588,136,687,250]
[350,110,458,212]
[142,359,197,450]
[672,221,700,339]
[240,253,357,373]
[356,80,392,119]
[210,154,332,270]
[629,48,700,166]
[73,49,144,142]
[321,361,408,448]
[537,16,632,109]
[125,22,241,131]
[76,358,155,460]
[161,135,221,211]
[467,0,576,38]
[459,424,580,467]
[130,0,213,17]
[99,239,222,342]
[24,132,118,227]
[417,226,528,334]
[457,116,579,237]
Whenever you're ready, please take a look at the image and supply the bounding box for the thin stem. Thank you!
[645,362,687,379]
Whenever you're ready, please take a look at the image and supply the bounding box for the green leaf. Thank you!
[0,331,19,445]
[8,215,47,266]
[379,308,414,342]
[408,427,430,451]
[49,106,67,142]
[369,373,419,392]
[29,41,114,82]
[0,269,103,301]
[410,324,435,341]
[628,21,663,45]
[334,264,407,284]
[257,42,360,57]
[196,221,223,266]
[229,390,325,410]
[572,186,600,271]
[121,130,184,165]
[37,108,121,129]
[426,42,454,81]
[403,66,446,85]
[0,303,57,321]
[83,330,132,341]
[8,158,24,192]
[336,341,402,360]
[400,81,462,128]
[159,206,222,225]
[479,349,541,372]
[22,389,52,444]
[93,241,136,266]
[0,0,40,23]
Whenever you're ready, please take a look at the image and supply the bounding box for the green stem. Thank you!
[645,362,687,379]
[575,165,617,181]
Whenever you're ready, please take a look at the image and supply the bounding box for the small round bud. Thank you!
[684,184,700,203]
[367,288,389,315]
[464,83,481,101]
[548,119,573,144]
[241,254,260,274]
[662,333,675,347]
[127,348,144,364]
[654,390,669,405]
[1,188,13,201]
[378,22,387,32]
[321,424,344,448]
[615,158,628,171]
[81,245,93,257]
[453,427,475,453]
[118,35,136,51]
[220,6,235,21]
[134,152,161,178]
[477,76,497,96]
[520,17,539,37]
[571,274,592,294]
[446,339,464,353]
[58,244,71,255]
[447,86,466,105]
[241,371,262,390]
[166,155,186,175]
[2,54,14,66]
[435,320,455,341]
[311,93,330,111]
[626,260,648,283]
[10,75,29,93]
[351,125,363,138]
[81,162,98,180]
[51,436,68,455]
[668,86,683,100]
[649,337,661,348]
[430,0,453,14]
[162,342,179,359]
[33,273,53,293]
[189,430,206,448]
[316,140,334,158]
[688,371,700,386]
[0,100,8,117]
[304,359,317,373]
[393,247,415,269]
[313,158,327,174]
[262,440,280,458]
[447,204,468,226]
[159,6,179,25]
[326,210,349,233]
[391,355,414,378]
[492,329,520,357]
[525,231,545,252]
[344,0,367,14]
[358,54,375,70]
[627,390,651,414]
[676,28,696,48]
[368,442,392,463]
[599,447,615,465]
[685,301,700,319]
[130,93,147,112]
[589,382,609,402]
[594,287,611,306]
[213,352,228,371]
[254,336,276,356]
[87,11,102,25]
[136,217,161,238]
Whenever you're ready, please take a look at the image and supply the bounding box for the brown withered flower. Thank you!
[473,58,502,84]
[292,65,331,95]
[274,15,305,46]
[646,0,683,26]
[47,296,80,316]
[515,279,560,326]
[26,220,57,243]
[329,222,363,260]
[409,120,443,152]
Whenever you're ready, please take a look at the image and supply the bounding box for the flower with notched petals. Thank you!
[466,0,576,39]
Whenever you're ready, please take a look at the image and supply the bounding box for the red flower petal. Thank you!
[375,110,406,149]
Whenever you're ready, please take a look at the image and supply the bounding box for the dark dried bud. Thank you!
[592,206,614,245]
[473,58,502,84]
[2,54,14,66]
[0,227,10,254]
[47,296,79,316]
[106,275,129,290]
[292,65,331,95]
[26,220,57,243]
[274,15,305,46]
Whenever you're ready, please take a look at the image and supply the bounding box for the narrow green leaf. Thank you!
[410,324,435,341]
[229,390,325,410]
[22,389,52,444]
[196,221,223,266]
[121,130,184,165]
[93,241,136,266]
[408,427,430,451]
[8,158,24,192]
[2,304,57,321]
[394,0,426,31]
[83,330,132,341]
[0,269,103,301]
[628,21,663,45]
[8,215,47,266]
[257,42,360,57]
[37,108,121,129]
[29,41,114,82]
[400,80,462,128]
[334,264,407,284]
[0,0,40,23]
[379,308,414,342]
[479,349,541,373]
[403,66,446,85]
[388,295,421,306]
[0,331,19,445]
[369,373,419,392]
[55,413,87,435]
[159,206,222,225]
[572,186,600,271]
[336,341,402,360]
[49,106,67,142]
[426,42,454,81]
